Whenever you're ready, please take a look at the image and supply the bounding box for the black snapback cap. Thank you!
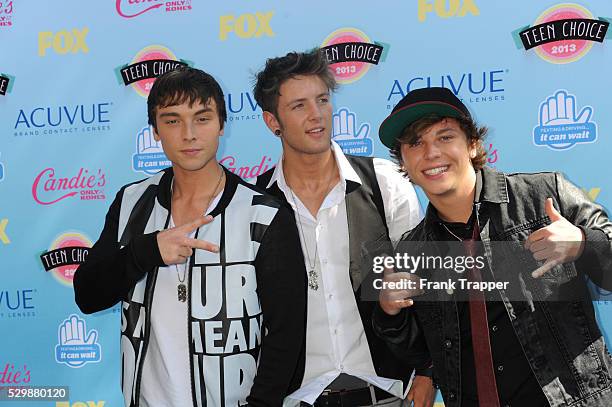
[379,87,471,148]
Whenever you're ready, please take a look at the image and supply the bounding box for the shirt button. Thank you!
[334,329,338,335]
[491,325,498,332]
[328,294,333,299]
[448,392,456,400]
[444,339,452,349]
[321,259,328,265]
[497,365,504,373]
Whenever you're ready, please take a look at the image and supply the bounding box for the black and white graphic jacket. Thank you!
[74,166,307,407]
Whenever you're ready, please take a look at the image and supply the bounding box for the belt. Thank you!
[313,386,393,407]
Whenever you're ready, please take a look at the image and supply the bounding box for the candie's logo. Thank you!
[115,45,191,97]
[0,1,13,28]
[321,28,388,85]
[533,89,597,150]
[0,363,31,384]
[220,155,274,180]
[417,0,479,22]
[513,3,610,64]
[115,0,192,18]
[133,124,171,175]
[40,232,92,287]
[32,167,106,205]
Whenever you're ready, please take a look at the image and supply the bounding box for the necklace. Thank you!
[173,166,225,302]
[287,174,337,291]
[440,223,465,242]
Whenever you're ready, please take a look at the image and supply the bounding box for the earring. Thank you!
[274,129,281,136]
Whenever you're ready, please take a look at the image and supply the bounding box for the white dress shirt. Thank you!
[139,193,223,407]
[267,142,423,406]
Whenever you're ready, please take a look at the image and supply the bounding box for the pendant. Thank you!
[177,283,187,302]
[307,269,319,291]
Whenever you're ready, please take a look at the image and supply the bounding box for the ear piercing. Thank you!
[274,129,281,136]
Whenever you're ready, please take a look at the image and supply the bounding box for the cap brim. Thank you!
[379,103,465,148]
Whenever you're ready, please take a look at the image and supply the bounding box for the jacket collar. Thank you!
[156,165,239,217]
[423,166,508,231]
[266,140,362,193]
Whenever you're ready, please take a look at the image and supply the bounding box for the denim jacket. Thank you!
[373,166,612,407]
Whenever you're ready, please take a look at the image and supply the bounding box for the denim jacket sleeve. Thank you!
[556,173,612,290]
[372,304,433,377]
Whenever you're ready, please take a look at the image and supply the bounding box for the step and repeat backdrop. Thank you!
[1,1,611,406]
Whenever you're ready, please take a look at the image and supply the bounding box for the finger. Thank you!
[347,111,355,134]
[70,315,79,338]
[532,247,553,261]
[525,227,549,250]
[547,95,557,119]
[565,94,574,120]
[78,319,85,338]
[406,389,414,403]
[60,325,67,343]
[85,329,97,345]
[181,215,214,233]
[556,90,566,119]
[540,102,549,125]
[532,258,560,278]
[333,113,340,135]
[179,246,192,258]
[357,123,370,139]
[575,106,592,123]
[545,198,562,222]
[185,237,220,253]
[394,298,414,308]
[383,265,395,276]
[340,108,348,134]
[528,238,550,253]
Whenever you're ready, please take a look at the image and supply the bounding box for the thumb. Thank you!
[545,198,562,222]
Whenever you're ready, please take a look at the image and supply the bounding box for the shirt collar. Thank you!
[266,140,362,191]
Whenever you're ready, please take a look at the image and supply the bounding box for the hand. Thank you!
[379,266,424,316]
[525,198,585,278]
[539,90,592,126]
[406,375,436,407]
[59,315,97,346]
[157,215,219,265]
[137,125,161,152]
[332,107,370,141]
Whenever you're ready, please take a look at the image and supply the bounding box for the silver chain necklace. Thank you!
[173,166,225,302]
[288,188,320,291]
[440,223,465,242]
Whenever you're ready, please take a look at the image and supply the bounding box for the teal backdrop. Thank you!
[0,1,611,405]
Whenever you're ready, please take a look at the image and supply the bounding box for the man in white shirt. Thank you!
[253,49,435,407]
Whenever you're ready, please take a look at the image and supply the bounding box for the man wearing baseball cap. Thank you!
[373,87,612,406]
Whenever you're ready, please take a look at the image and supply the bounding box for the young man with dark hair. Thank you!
[374,87,612,406]
[253,49,435,407]
[74,66,307,407]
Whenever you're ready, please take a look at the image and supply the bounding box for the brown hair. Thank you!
[253,48,337,117]
[390,114,488,176]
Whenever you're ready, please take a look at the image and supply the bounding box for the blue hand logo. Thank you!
[332,107,370,141]
[534,90,597,150]
[332,107,373,156]
[133,125,171,175]
[137,125,163,154]
[55,314,101,368]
